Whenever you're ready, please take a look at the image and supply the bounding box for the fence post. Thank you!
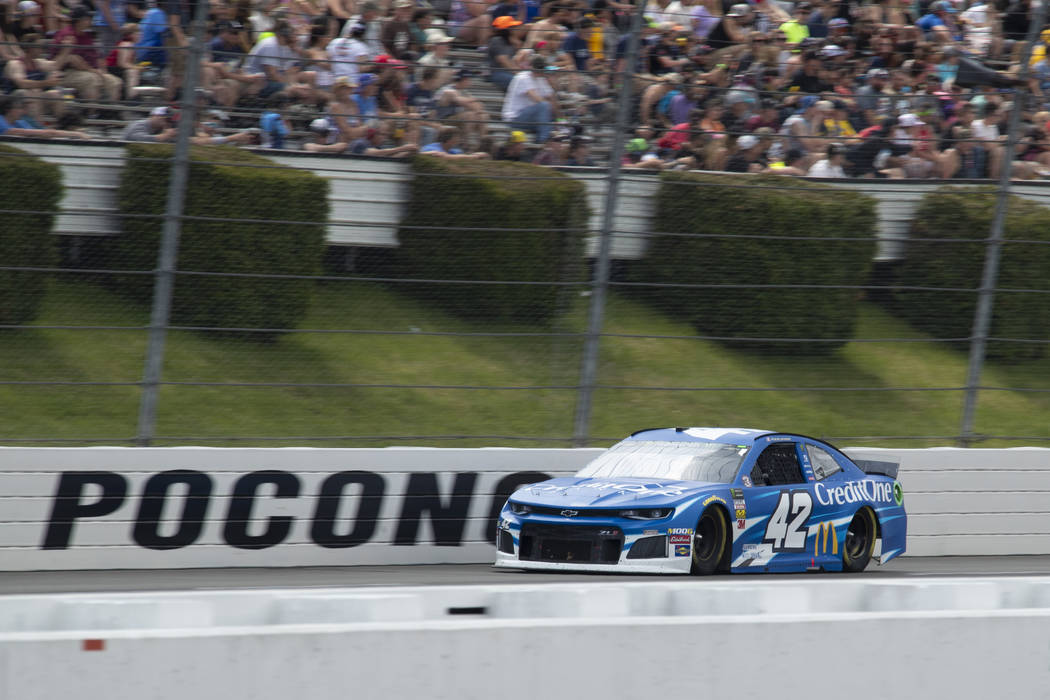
[134,1,210,446]
[572,0,649,447]
[958,4,1048,447]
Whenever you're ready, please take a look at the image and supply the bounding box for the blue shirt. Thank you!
[260,111,288,148]
[420,142,463,154]
[0,114,33,134]
[94,0,127,27]
[352,94,377,119]
[210,37,245,64]
[562,32,590,71]
[521,0,540,22]
[136,7,169,65]
[916,13,946,34]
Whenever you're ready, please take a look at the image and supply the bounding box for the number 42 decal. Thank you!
[763,490,812,552]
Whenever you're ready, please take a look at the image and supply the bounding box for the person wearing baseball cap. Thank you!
[501,54,561,143]
[120,105,177,142]
[433,67,489,146]
[327,74,367,144]
[303,116,348,153]
[327,21,371,87]
[778,2,812,46]
[853,68,891,126]
[9,1,41,41]
[15,0,40,20]
[417,27,455,85]
[487,14,525,90]
[917,0,955,37]
[705,3,762,50]
[827,17,849,37]
[725,133,766,172]
[381,0,415,59]
[495,130,530,161]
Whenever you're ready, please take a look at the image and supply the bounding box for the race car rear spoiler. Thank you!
[852,459,900,479]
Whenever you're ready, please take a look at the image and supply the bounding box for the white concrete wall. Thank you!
[17,140,1050,260]
[1,446,1048,570]
[2,579,1050,700]
[0,446,588,571]
[843,447,1050,556]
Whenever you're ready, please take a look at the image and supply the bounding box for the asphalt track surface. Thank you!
[3,556,1050,595]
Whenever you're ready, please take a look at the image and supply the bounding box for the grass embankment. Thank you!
[1,278,1047,447]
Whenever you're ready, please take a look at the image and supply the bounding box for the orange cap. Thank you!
[492,15,523,29]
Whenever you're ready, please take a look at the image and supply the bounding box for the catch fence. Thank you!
[0,10,1048,448]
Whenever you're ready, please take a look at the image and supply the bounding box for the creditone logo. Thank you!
[813,521,838,556]
[814,480,896,506]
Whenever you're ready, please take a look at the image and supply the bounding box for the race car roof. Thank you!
[626,427,776,445]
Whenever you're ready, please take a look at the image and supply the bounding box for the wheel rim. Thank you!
[845,512,871,561]
[694,511,720,562]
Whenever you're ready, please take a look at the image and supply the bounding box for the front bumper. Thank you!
[494,550,691,574]
[493,515,694,575]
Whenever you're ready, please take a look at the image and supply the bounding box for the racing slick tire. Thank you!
[691,507,730,575]
[842,507,877,573]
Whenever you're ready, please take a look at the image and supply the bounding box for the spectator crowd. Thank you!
[2,0,1050,177]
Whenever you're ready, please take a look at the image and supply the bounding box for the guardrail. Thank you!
[13,139,1050,261]
[2,578,1049,699]
[1,446,1047,570]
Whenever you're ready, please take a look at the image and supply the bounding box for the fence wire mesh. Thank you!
[0,0,1048,447]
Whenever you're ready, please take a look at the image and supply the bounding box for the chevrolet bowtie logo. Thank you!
[560,509,578,517]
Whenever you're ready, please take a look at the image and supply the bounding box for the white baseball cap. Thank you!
[898,113,923,127]
[424,27,454,44]
[737,134,759,149]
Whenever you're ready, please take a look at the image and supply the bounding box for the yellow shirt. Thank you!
[779,19,809,45]
[588,25,604,61]
[823,118,857,138]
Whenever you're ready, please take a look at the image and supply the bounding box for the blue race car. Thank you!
[494,427,906,574]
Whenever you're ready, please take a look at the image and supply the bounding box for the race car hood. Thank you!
[510,476,720,508]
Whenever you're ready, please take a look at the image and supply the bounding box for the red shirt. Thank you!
[657,122,691,150]
[52,26,100,68]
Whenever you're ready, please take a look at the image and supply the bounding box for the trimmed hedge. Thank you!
[896,187,1050,360]
[395,157,589,324]
[631,172,877,353]
[108,144,328,339]
[0,144,62,326]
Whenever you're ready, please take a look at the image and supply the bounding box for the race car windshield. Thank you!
[576,441,748,483]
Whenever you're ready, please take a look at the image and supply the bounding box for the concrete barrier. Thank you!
[0,445,1047,570]
[16,139,1050,261]
[2,578,1050,699]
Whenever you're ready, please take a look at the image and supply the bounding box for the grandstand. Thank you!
[1,0,1049,177]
